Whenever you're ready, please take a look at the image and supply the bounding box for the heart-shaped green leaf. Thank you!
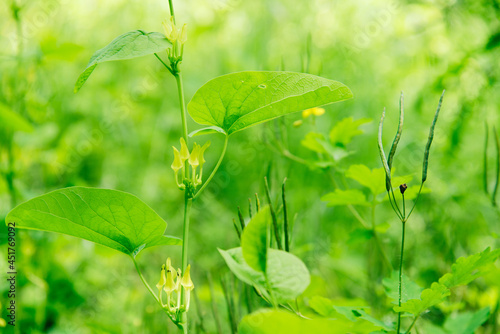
[188,71,353,135]
[75,30,171,92]
[5,187,181,256]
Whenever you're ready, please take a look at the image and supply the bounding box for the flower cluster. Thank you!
[171,138,210,194]
[156,258,194,314]
[293,107,325,127]
[163,17,187,69]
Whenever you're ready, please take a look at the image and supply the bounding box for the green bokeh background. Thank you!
[1,0,499,332]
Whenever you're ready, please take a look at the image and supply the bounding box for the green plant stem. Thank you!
[174,73,189,143]
[168,0,176,23]
[6,139,17,208]
[371,198,393,271]
[397,220,407,334]
[180,194,192,332]
[405,314,419,334]
[132,257,159,303]
[193,135,229,199]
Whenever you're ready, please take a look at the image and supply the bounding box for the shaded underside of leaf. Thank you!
[188,71,353,135]
[219,247,310,303]
[74,30,171,92]
[6,187,180,256]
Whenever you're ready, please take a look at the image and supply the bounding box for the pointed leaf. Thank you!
[241,206,270,273]
[5,187,181,256]
[75,30,171,92]
[188,71,352,135]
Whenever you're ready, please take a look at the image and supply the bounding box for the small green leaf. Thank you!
[383,271,423,304]
[241,206,270,273]
[238,309,352,334]
[188,126,226,137]
[219,247,310,303]
[394,282,450,315]
[321,189,370,207]
[6,187,181,256]
[443,307,490,334]
[439,247,500,289]
[75,30,171,92]
[0,102,33,134]
[188,71,353,135]
[346,164,413,196]
[301,132,328,154]
[329,117,372,146]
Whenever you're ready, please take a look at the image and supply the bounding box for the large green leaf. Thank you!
[188,71,353,135]
[219,247,310,303]
[6,187,181,256]
[241,206,270,273]
[74,30,171,92]
[439,247,500,288]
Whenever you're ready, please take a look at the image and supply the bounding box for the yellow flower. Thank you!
[179,24,187,44]
[312,107,325,116]
[181,264,195,311]
[302,107,325,118]
[171,147,183,172]
[188,143,200,169]
[180,138,190,162]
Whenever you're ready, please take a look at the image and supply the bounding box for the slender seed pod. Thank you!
[282,178,290,252]
[422,90,445,183]
[248,198,253,219]
[492,127,500,207]
[388,92,404,170]
[255,193,260,212]
[377,108,391,191]
[484,122,489,195]
[264,177,282,250]
[232,218,241,240]
[237,207,246,231]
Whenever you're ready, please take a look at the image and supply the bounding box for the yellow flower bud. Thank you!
[180,138,190,162]
[171,147,183,172]
[198,141,210,169]
[293,120,303,127]
[156,265,166,291]
[164,258,177,294]
[312,107,325,116]
[302,108,312,118]
[188,143,200,168]
[181,264,194,291]
[179,24,187,44]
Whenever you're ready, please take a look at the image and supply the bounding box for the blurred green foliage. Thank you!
[1,0,500,333]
